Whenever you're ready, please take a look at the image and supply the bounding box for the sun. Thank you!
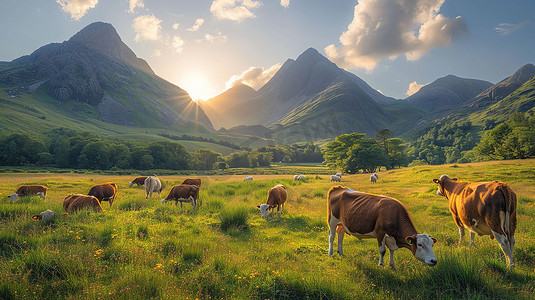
[179,73,218,101]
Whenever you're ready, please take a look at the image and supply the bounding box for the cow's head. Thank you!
[36,192,46,200]
[8,193,19,201]
[433,175,457,196]
[257,204,270,218]
[406,234,438,266]
[129,181,134,188]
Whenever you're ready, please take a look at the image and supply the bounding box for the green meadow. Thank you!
[0,160,534,299]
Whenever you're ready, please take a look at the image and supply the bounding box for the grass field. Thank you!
[0,160,534,299]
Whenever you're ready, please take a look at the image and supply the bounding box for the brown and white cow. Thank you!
[145,176,164,199]
[180,178,202,205]
[433,175,517,267]
[328,186,438,270]
[32,209,55,222]
[161,184,199,212]
[63,194,104,213]
[129,176,148,188]
[88,182,117,207]
[257,184,287,218]
[8,185,48,201]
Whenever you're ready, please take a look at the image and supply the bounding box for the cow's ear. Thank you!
[452,178,458,181]
[432,178,440,184]
[256,205,260,209]
[431,237,437,244]
[406,236,416,245]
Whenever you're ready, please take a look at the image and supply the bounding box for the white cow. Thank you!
[32,210,55,222]
[330,175,341,182]
[370,173,378,184]
[244,176,253,181]
[294,174,305,181]
[335,172,342,178]
[145,176,164,199]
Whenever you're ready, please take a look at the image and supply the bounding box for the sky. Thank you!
[1,0,534,101]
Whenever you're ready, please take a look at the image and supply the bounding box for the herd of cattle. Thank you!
[7,172,518,268]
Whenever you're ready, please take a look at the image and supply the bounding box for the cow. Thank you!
[8,185,48,201]
[63,194,103,213]
[330,175,341,182]
[293,174,305,181]
[161,184,199,212]
[88,182,117,207]
[129,176,148,187]
[181,178,201,187]
[327,186,438,270]
[145,176,164,199]
[32,210,55,222]
[370,173,378,184]
[433,175,517,267]
[257,184,287,218]
[335,172,343,178]
[244,176,253,181]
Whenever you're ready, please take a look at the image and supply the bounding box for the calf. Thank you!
[8,185,48,201]
[257,184,287,218]
[88,182,117,207]
[161,184,199,212]
[63,194,103,213]
[129,176,148,187]
[433,175,517,267]
[328,186,437,270]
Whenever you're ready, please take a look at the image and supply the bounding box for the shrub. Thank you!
[219,206,250,232]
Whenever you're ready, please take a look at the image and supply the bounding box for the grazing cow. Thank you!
[129,176,148,187]
[144,176,164,199]
[335,172,343,178]
[370,173,378,184]
[88,182,117,207]
[293,174,305,181]
[257,184,287,218]
[8,185,48,201]
[330,175,341,182]
[328,186,438,270]
[433,175,517,267]
[161,184,199,212]
[181,178,201,187]
[63,194,103,213]
[244,176,253,181]
[32,210,55,222]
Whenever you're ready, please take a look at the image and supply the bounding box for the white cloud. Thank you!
[225,64,282,90]
[210,0,261,22]
[172,35,185,53]
[56,0,98,20]
[205,32,228,43]
[128,0,144,13]
[325,0,467,71]
[132,15,162,42]
[281,0,289,8]
[172,23,179,30]
[187,18,205,31]
[152,49,162,57]
[495,21,528,37]
[406,81,425,96]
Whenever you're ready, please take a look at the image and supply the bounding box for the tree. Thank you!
[192,149,223,170]
[387,138,408,168]
[375,129,393,157]
[77,141,111,170]
[345,139,388,173]
[323,133,366,169]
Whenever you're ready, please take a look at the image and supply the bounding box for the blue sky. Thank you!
[1,0,534,100]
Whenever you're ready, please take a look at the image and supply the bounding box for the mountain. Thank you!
[404,75,493,113]
[0,22,212,131]
[200,83,257,129]
[208,48,421,142]
[470,64,535,109]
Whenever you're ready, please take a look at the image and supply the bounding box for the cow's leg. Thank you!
[492,230,514,267]
[469,231,476,246]
[328,216,339,256]
[378,237,386,267]
[180,201,184,212]
[458,226,465,244]
[336,225,345,256]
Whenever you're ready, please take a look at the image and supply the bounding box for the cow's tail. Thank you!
[498,183,517,239]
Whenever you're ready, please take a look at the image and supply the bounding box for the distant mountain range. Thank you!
[0,22,212,131]
[1,21,534,150]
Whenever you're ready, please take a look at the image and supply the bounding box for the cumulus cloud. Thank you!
[172,35,185,53]
[406,81,425,96]
[281,0,290,8]
[187,18,205,31]
[152,49,162,57]
[128,0,144,13]
[495,21,528,36]
[325,0,467,71]
[172,23,179,30]
[56,0,98,20]
[225,64,282,90]
[132,15,162,41]
[205,32,228,43]
[210,0,261,22]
